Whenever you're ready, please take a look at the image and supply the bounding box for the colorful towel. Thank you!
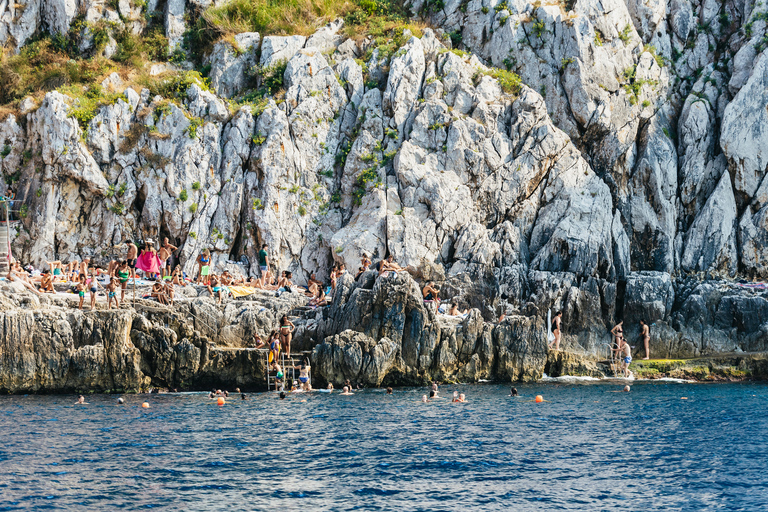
[229,286,256,298]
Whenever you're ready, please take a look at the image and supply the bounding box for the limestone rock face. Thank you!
[208,33,261,98]
[4,1,768,388]
[312,330,399,386]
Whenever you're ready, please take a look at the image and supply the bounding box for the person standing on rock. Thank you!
[640,320,651,360]
[124,241,138,279]
[158,238,178,279]
[258,244,271,288]
[548,311,563,351]
[117,260,130,302]
[620,339,633,378]
[196,249,211,285]
[280,315,295,358]
[611,321,624,355]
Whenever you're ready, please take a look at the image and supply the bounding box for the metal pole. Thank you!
[5,201,10,269]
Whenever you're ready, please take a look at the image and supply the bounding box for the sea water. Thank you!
[1,382,767,511]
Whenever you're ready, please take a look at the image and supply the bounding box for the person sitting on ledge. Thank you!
[151,280,167,305]
[422,281,440,302]
[449,303,468,316]
[377,254,405,276]
[38,270,54,293]
[356,253,372,279]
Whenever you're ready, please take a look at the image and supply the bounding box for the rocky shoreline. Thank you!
[2,268,768,394]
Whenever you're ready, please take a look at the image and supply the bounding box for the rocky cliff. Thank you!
[1,0,768,389]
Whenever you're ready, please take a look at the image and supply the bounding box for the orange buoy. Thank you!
[217,397,225,406]
[141,402,150,408]
[535,395,544,403]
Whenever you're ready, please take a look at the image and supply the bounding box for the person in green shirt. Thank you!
[258,244,271,288]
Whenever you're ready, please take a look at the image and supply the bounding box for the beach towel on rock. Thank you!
[228,286,255,298]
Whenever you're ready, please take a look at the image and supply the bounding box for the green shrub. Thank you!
[189,202,198,213]
[476,67,522,95]
[298,205,307,216]
[186,117,204,138]
[257,59,288,95]
[192,181,201,190]
[179,189,188,201]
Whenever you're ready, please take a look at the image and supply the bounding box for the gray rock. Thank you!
[260,35,307,68]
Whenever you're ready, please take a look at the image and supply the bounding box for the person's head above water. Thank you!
[510,387,518,396]
[623,385,631,392]
[117,397,124,404]
[279,391,286,399]
[422,395,428,402]
[429,390,436,398]
[386,387,393,394]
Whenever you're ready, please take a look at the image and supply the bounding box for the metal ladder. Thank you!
[266,352,312,391]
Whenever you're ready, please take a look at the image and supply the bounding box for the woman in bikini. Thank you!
[268,330,280,365]
[610,320,624,358]
[116,260,130,302]
[279,315,295,358]
[197,249,211,285]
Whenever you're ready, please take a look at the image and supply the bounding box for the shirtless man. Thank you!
[208,274,223,304]
[106,273,119,309]
[620,339,633,378]
[80,258,90,281]
[124,241,138,279]
[640,320,650,360]
[158,238,177,278]
[548,311,563,351]
[449,303,467,316]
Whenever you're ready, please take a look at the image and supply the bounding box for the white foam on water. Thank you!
[540,375,602,383]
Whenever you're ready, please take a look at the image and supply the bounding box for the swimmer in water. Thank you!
[279,392,286,400]
[241,393,248,400]
[422,395,428,403]
[510,387,519,396]
[452,391,459,402]
[623,385,630,392]
[117,397,124,404]
[340,386,354,396]
[294,360,312,391]
[386,387,393,395]
[327,383,334,392]
[429,390,436,399]
[457,394,467,403]
[75,395,87,405]
[431,382,439,396]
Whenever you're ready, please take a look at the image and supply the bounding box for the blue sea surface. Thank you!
[1,382,767,511]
